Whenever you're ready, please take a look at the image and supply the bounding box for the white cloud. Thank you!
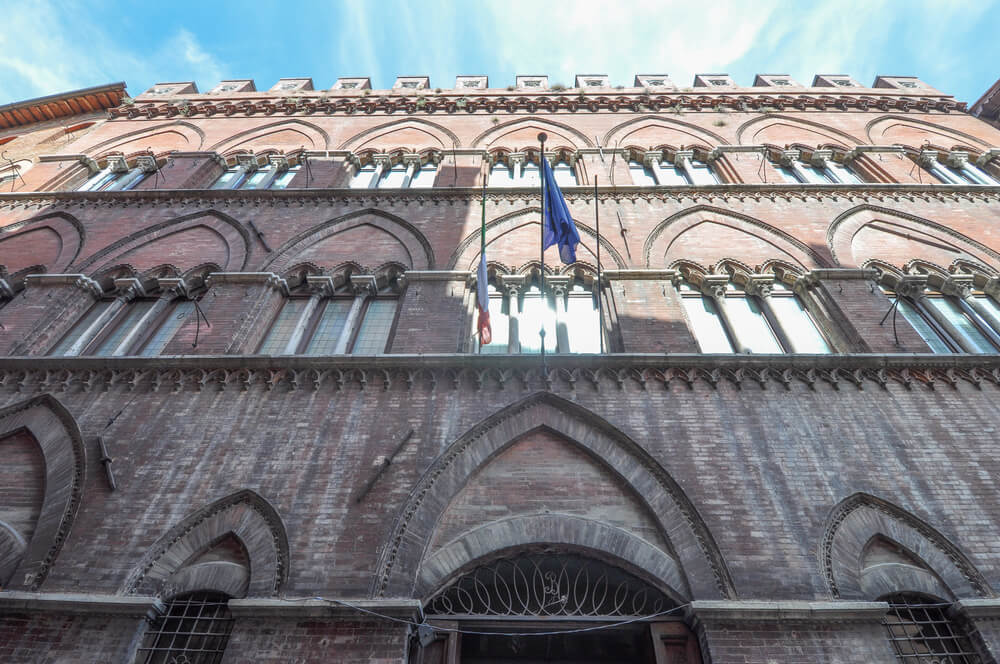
[0,2,230,101]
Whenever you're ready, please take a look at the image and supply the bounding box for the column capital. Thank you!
[546,275,571,297]
[349,275,378,296]
[498,274,526,296]
[113,277,146,301]
[0,278,13,300]
[642,151,662,167]
[918,149,940,167]
[745,274,776,297]
[699,274,730,298]
[267,154,290,172]
[106,155,129,173]
[672,150,694,166]
[508,152,526,165]
[896,274,929,298]
[372,154,393,167]
[306,275,336,297]
[135,155,158,173]
[984,278,1000,300]
[946,150,970,168]
[156,277,188,299]
[779,149,801,166]
[235,153,258,173]
[401,153,422,166]
[809,149,833,166]
[940,274,975,299]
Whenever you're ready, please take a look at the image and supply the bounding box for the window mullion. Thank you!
[747,278,795,353]
[500,276,525,354]
[110,294,173,356]
[334,277,375,354]
[700,277,745,352]
[282,293,324,355]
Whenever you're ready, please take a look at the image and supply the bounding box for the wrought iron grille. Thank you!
[883,594,982,664]
[425,553,673,617]
[136,592,234,664]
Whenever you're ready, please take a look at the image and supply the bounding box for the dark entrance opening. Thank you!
[459,623,654,663]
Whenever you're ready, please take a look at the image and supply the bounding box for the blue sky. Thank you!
[1,1,998,105]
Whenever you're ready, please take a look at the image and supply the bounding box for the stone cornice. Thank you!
[112,89,964,120]
[228,597,422,620]
[688,600,889,624]
[3,183,1000,213]
[956,599,1000,620]
[0,591,163,619]
[1,354,999,394]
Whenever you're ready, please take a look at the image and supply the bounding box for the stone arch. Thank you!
[417,515,690,604]
[735,114,863,146]
[373,392,734,600]
[122,489,289,598]
[73,210,252,273]
[602,115,729,148]
[645,205,829,269]
[472,117,594,149]
[0,211,85,273]
[207,119,330,153]
[828,205,1000,270]
[83,120,206,154]
[447,207,626,271]
[865,115,991,149]
[822,493,992,600]
[0,394,86,591]
[262,209,434,272]
[338,118,461,150]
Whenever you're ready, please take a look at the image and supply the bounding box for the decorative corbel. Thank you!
[975,148,1000,166]
[350,274,378,297]
[156,277,189,299]
[78,155,99,173]
[135,155,158,173]
[106,155,129,173]
[113,278,146,301]
[306,275,336,298]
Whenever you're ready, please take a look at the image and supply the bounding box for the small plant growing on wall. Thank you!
[551,83,566,91]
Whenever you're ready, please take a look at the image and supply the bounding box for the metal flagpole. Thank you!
[594,175,603,354]
[537,133,547,368]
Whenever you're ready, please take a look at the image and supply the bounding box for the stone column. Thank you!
[508,153,525,181]
[401,154,421,188]
[746,274,795,353]
[547,275,571,353]
[282,276,335,355]
[699,274,747,353]
[334,275,377,354]
[65,278,145,356]
[898,275,978,352]
[643,151,663,185]
[674,149,696,182]
[110,277,186,356]
[370,155,391,189]
[499,274,525,354]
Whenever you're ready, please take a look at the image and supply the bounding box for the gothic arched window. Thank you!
[882,593,984,663]
[135,592,234,664]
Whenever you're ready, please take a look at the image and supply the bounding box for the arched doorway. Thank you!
[416,550,702,664]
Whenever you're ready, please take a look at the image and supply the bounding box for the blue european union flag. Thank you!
[541,158,581,264]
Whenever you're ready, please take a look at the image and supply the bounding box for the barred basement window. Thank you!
[882,593,983,663]
[136,592,234,664]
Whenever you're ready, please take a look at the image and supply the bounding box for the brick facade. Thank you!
[1,73,1000,663]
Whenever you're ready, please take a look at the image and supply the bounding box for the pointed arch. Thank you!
[447,206,626,271]
[338,117,461,150]
[0,394,86,591]
[83,120,206,153]
[122,489,289,598]
[0,211,85,273]
[602,115,730,148]
[418,515,690,604]
[262,208,434,272]
[373,392,734,600]
[828,204,1000,270]
[865,115,991,148]
[73,209,252,273]
[207,119,330,153]
[645,205,830,269]
[822,493,992,600]
[472,117,594,148]
[735,114,863,146]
